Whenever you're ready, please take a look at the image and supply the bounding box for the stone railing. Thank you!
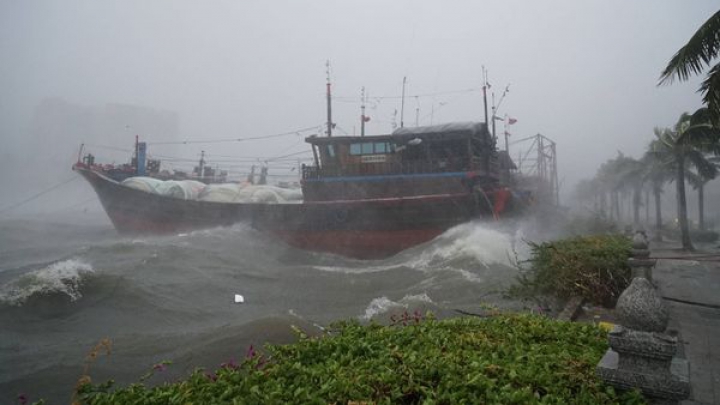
[596,231,690,404]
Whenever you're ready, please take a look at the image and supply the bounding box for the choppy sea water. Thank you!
[0,211,533,403]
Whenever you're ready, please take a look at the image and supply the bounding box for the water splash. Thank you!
[361,293,435,320]
[312,222,523,275]
[411,222,518,269]
[0,258,94,306]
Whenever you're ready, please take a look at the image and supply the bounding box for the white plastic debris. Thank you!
[234,294,245,303]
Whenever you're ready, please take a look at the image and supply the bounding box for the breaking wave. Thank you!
[313,221,523,275]
[0,258,94,306]
[409,222,519,268]
[361,293,434,320]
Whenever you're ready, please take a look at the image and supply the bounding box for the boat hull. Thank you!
[75,166,486,258]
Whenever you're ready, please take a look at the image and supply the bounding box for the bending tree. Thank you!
[660,9,720,123]
[642,147,673,240]
[649,109,720,250]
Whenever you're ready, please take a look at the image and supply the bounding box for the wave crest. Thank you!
[0,258,94,306]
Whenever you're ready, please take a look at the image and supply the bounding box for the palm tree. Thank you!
[660,10,720,123]
[613,155,646,227]
[685,138,719,231]
[649,110,720,249]
[642,148,673,240]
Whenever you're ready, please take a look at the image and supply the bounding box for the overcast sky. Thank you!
[1,0,717,197]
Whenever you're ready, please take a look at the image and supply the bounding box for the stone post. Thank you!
[628,231,655,281]
[596,231,690,404]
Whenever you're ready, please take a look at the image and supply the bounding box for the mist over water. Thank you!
[0,213,533,403]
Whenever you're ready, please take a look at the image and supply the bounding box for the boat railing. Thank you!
[302,157,499,179]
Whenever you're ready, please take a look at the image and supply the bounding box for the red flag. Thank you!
[362,115,371,122]
[508,117,517,125]
[504,131,512,137]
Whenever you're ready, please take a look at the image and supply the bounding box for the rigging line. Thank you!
[145,125,321,145]
[334,88,479,101]
[266,149,313,162]
[50,196,98,213]
[0,176,80,216]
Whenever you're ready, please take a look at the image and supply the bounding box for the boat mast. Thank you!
[400,76,407,128]
[134,135,139,175]
[326,60,333,137]
[491,92,497,144]
[482,67,489,132]
[198,150,206,179]
[360,86,366,137]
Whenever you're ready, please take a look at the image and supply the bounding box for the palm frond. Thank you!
[686,149,718,180]
[677,123,720,146]
[689,107,712,124]
[685,170,703,189]
[699,62,720,124]
[659,9,720,84]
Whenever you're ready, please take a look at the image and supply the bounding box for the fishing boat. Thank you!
[73,121,531,259]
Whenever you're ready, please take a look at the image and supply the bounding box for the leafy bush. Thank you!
[512,234,632,307]
[76,314,643,405]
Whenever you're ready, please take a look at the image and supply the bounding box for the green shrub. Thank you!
[512,234,632,307]
[75,314,643,405]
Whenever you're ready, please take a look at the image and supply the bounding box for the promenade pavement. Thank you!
[652,244,720,405]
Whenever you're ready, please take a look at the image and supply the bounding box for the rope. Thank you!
[0,176,79,216]
[662,296,720,310]
[653,254,720,261]
[145,125,320,145]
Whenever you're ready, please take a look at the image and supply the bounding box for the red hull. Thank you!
[74,166,502,259]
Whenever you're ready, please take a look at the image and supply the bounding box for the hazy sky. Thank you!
[1,0,717,197]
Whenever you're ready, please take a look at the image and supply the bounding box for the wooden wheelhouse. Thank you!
[301,122,508,201]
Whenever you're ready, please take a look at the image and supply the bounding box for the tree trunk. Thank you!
[699,182,705,231]
[676,153,694,250]
[654,185,663,241]
[613,191,621,223]
[632,185,641,227]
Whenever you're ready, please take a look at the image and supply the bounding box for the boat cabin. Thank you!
[301,122,508,201]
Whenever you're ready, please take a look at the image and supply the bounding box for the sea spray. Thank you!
[0,258,94,306]
[312,222,522,275]
[361,293,435,320]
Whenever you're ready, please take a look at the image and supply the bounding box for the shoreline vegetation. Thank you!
[52,232,642,405]
[72,313,644,405]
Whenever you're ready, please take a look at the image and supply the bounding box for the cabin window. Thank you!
[350,142,392,155]
[327,145,336,158]
[350,143,362,155]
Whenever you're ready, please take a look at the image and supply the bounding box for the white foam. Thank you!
[361,296,401,320]
[0,258,94,306]
[361,293,435,320]
[313,222,524,276]
[414,222,516,268]
[399,293,434,305]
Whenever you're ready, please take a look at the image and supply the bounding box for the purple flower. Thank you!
[220,358,239,370]
[153,363,167,372]
[17,394,28,405]
[205,371,217,381]
[245,344,256,360]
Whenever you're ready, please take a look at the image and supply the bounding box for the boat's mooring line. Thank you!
[652,254,720,261]
[662,296,720,310]
[0,176,79,216]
